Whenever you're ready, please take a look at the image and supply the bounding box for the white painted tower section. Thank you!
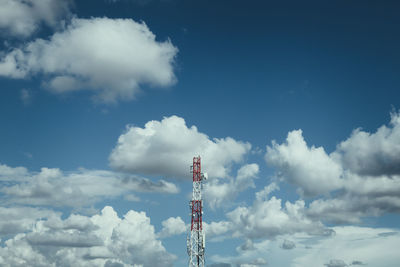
[187,156,206,267]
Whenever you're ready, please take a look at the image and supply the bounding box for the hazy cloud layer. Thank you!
[0,0,72,38]
[211,226,399,267]
[0,163,178,208]
[0,17,178,103]
[0,206,57,235]
[292,226,399,267]
[324,259,347,267]
[110,115,251,179]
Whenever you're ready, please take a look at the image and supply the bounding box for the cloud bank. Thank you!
[0,206,175,266]
[265,111,400,223]
[0,164,178,208]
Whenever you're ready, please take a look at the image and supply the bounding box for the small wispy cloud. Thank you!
[20,89,32,106]
[22,151,33,159]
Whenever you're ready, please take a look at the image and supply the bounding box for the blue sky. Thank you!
[1,1,400,266]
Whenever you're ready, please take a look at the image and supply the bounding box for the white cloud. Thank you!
[123,194,140,202]
[264,111,400,223]
[202,183,337,263]
[204,163,259,209]
[0,17,178,103]
[307,197,364,224]
[0,163,178,208]
[0,0,72,38]
[0,206,175,267]
[227,185,328,240]
[0,163,28,181]
[191,112,400,266]
[158,216,186,238]
[99,207,176,266]
[109,115,251,179]
[204,183,329,244]
[333,111,400,176]
[265,130,343,197]
[204,221,233,241]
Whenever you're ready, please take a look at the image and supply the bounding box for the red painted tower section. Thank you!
[191,157,202,231]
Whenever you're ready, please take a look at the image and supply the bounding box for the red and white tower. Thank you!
[187,156,207,267]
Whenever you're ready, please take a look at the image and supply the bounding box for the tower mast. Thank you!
[187,156,206,267]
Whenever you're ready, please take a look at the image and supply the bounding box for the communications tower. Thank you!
[187,156,207,267]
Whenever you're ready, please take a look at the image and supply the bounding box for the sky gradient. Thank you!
[1,1,400,266]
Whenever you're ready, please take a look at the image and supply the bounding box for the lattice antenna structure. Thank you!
[187,156,207,267]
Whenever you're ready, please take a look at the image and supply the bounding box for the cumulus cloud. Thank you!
[265,111,400,223]
[0,163,178,208]
[158,216,186,238]
[0,206,175,266]
[333,111,400,176]
[0,17,178,103]
[0,0,72,38]
[109,115,251,179]
[265,129,343,197]
[225,183,329,240]
[204,163,259,209]
[204,183,330,244]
